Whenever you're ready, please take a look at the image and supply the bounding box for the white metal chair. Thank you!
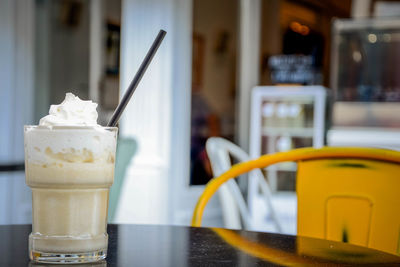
[206,137,282,232]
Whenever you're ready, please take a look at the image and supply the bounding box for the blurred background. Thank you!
[1,0,400,232]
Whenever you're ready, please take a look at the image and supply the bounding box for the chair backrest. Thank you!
[206,137,281,231]
[297,156,400,256]
[192,147,400,255]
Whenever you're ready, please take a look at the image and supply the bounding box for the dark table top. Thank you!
[1,224,400,266]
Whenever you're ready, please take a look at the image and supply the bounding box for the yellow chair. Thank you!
[191,147,400,255]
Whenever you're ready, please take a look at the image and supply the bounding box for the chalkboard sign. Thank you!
[268,55,322,85]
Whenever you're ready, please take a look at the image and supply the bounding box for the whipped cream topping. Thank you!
[39,93,99,126]
[24,126,117,164]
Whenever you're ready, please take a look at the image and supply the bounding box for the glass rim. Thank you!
[24,125,118,131]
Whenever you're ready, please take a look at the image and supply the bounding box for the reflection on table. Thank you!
[1,224,399,266]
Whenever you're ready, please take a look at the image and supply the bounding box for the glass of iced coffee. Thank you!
[24,93,117,263]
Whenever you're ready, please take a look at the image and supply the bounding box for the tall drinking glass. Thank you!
[24,126,118,263]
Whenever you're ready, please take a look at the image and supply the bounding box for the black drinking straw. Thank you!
[107,29,167,127]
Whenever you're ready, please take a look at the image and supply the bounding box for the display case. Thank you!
[330,18,400,127]
[328,18,400,149]
[249,86,327,192]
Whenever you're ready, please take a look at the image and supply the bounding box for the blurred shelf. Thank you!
[328,127,400,150]
[265,162,297,172]
[262,127,314,137]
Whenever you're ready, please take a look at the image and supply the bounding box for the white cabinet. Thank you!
[248,86,326,233]
[249,86,327,192]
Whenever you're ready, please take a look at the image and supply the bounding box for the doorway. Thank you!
[189,0,239,186]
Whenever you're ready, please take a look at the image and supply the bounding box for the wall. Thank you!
[0,0,34,224]
[260,0,282,84]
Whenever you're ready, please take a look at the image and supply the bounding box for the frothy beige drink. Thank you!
[25,93,117,263]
